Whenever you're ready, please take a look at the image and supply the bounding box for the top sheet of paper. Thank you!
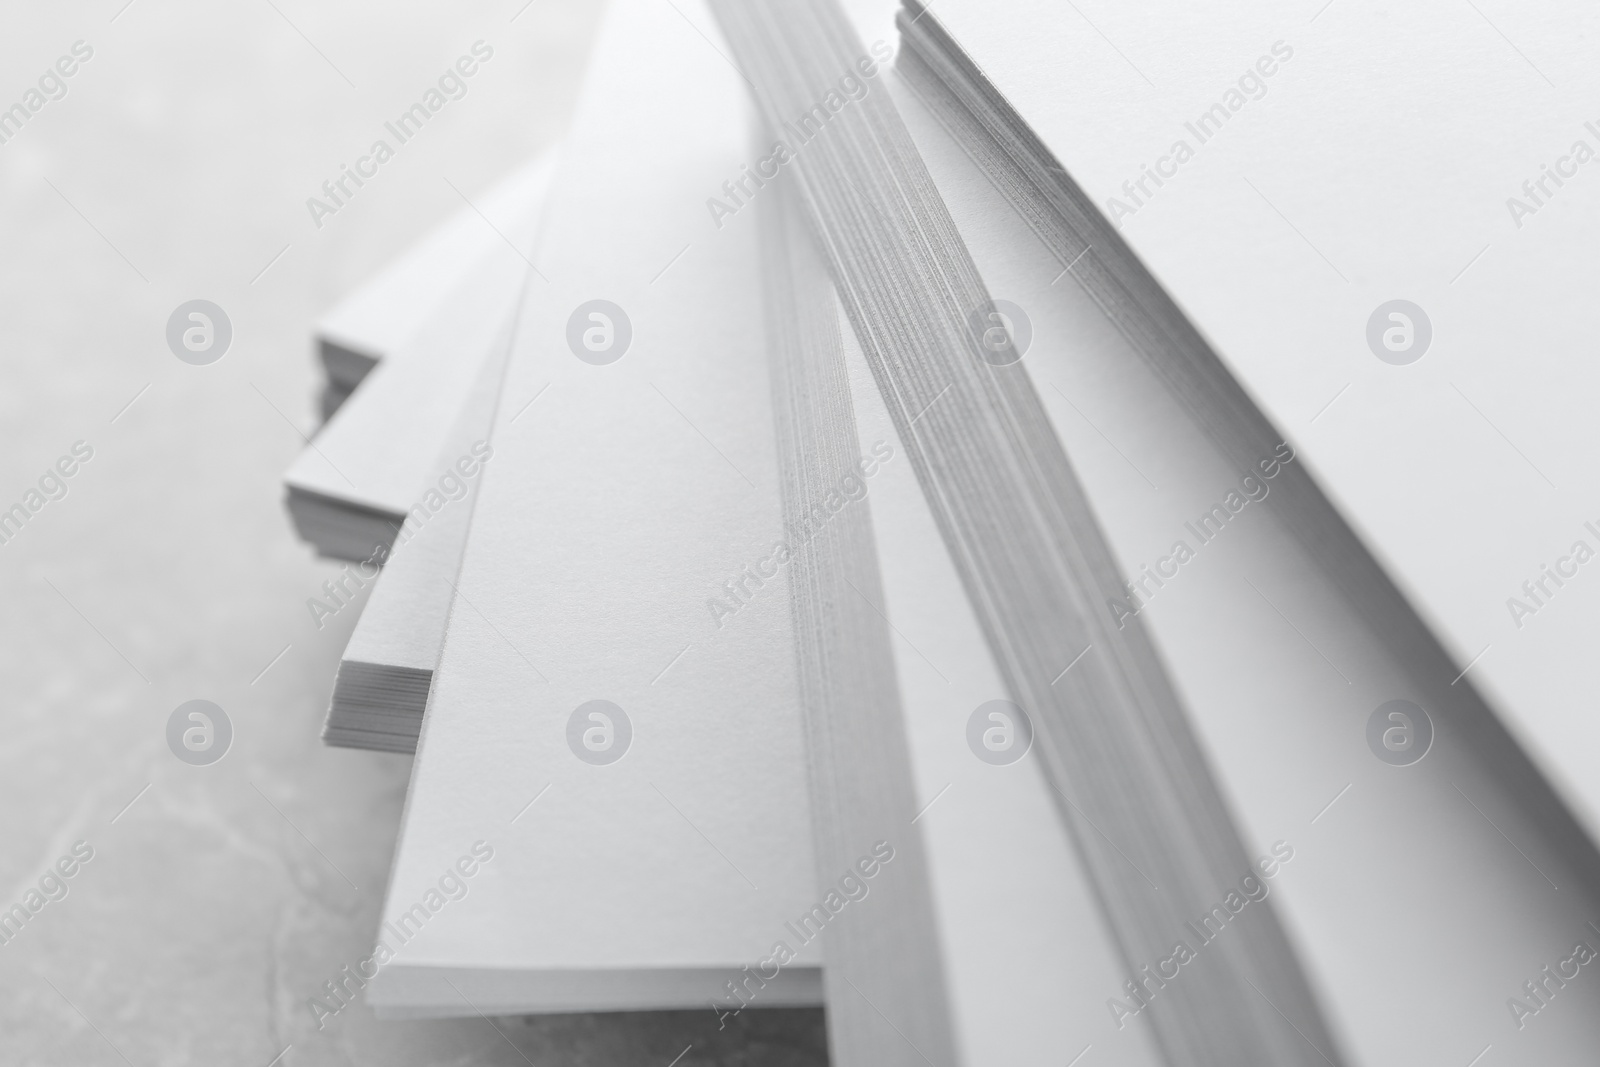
[924,0,1600,831]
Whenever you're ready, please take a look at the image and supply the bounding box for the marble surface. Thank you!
[0,2,827,1063]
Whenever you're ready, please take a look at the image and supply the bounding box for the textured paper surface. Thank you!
[927,0,1600,840]
[287,154,554,520]
[368,0,819,1012]
[314,154,554,377]
[832,292,1165,1066]
[896,67,1600,1063]
[341,304,518,678]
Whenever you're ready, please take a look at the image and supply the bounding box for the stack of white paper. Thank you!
[311,157,553,415]
[286,155,554,563]
[276,1,1600,1063]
